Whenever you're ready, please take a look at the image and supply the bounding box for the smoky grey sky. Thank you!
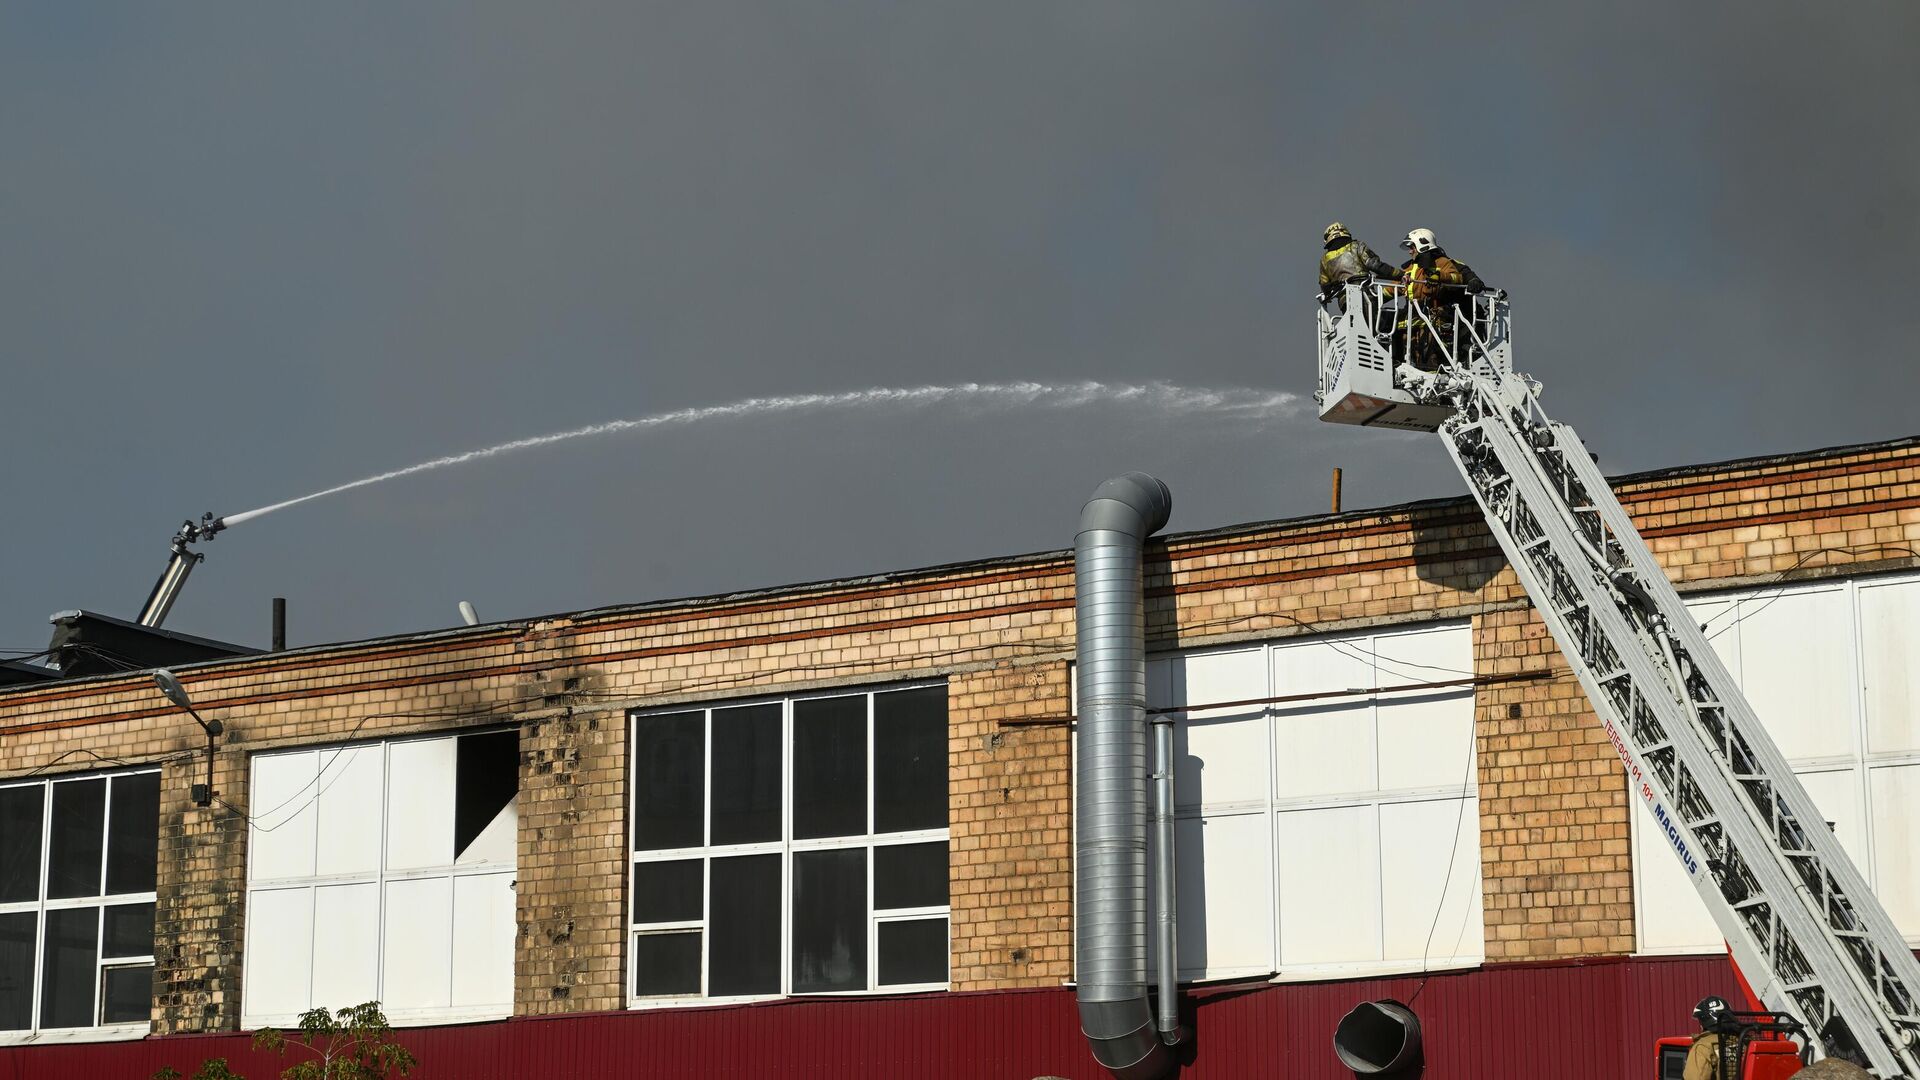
[4,3,1917,652]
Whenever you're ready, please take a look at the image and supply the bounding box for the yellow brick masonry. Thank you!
[2,437,1919,1032]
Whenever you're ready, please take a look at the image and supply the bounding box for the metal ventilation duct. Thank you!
[1075,472,1177,1080]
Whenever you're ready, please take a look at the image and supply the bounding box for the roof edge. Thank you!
[5,432,1914,698]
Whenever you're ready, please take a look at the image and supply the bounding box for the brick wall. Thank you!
[1472,606,1633,960]
[948,661,1074,991]
[3,436,1919,1033]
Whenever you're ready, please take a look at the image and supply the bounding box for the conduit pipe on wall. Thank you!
[1075,473,1179,1080]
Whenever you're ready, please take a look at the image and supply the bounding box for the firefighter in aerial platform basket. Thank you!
[1318,221,1396,314]
[1396,227,1487,373]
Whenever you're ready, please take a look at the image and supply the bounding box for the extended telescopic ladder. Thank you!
[1317,281,1920,1076]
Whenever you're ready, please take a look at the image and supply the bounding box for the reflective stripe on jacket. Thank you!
[1319,241,1393,293]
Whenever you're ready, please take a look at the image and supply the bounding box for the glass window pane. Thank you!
[100,964,151,1025]
[0,785,43,904]
[709,854,779,997]
[103,903,155,959]
[634,712,705,850]
[874,842,948,910]
[794,697,866,839]
[40,906,98,1029]
[711,704,782,845]
[0,911,33,1031]
[877,918,948,986]
[47,779,106,899]
[792,848,866,993]
[633,931,701,996]
[632,859,703,924]
[874,687,947,833]
[106,772,160,895]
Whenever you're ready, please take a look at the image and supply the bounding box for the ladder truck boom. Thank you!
[1317,280,1920,1076]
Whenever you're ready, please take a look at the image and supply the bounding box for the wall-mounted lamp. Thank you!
[153,668,223,807]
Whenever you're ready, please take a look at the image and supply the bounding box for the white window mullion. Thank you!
[782,697,794,999]
[1265,638,1282,978]
[89,904,104,1026]
[97,778,113,899]
[32,775,52,1032]
[1848,577,1881,892]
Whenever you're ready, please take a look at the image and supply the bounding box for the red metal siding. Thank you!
[0,954,1736,1079]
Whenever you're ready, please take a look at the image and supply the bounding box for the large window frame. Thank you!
[1123,620,1484,985]
[240,729,519,1029]
[1633,571,1920,954]
[627,681,951,1007]
[0,766,160,1042]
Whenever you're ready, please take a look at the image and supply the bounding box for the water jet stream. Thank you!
[222,380,1297,527]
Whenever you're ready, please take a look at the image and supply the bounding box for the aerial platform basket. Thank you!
[1315,280,1511,432]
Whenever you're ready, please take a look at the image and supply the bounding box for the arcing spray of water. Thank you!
[221,380,1297,528]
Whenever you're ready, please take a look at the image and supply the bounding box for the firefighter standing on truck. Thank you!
[1683,997,1741,1080]
[1318,222,1395,312]
[1397,227,1486,372]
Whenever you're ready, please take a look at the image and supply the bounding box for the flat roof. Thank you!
[5,430,1915,695]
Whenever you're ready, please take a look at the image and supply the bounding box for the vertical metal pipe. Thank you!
[1075,473,1177,1080]
[271,597,287,651]
[1331,468,1343,514]
[137,546,200,628]
[1151,716,1182,1043]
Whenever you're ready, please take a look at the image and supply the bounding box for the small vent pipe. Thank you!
[1075,473,1178,1080]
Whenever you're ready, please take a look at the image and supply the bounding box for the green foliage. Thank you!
[153,1002,415,1080]
[257,1002,417,1080]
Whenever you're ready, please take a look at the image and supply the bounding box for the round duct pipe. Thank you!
[1333,999,1423,1075]
[1074,473,1176,1080]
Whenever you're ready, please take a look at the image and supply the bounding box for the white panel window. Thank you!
[309,884,379,1006]
[384,740,457,872]
[0,769,161,1037]
[629,683,949,1005]
[1380,797,1484,964]
[1737,585,1856,762]
[451,874,516,1008]
[1136,622,1482,983]
[1869,764,1920,933]
[1275,805,1381,970]
[1860,578,1920,755]
[243,888,314,1019]
[1152,649,1269,811]
[241,729,518,1027]
[380,878,453,1012]
[1271,642,1374,799]
[1152,815,1272,981]
[1632,807,1722,954]
[1635,573,1920,952]
[315,747,383,877]
[250,752,319,882]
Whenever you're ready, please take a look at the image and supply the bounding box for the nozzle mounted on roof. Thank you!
[137,512,227,629]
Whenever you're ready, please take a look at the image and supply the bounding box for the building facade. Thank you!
[2,435,1918,1077]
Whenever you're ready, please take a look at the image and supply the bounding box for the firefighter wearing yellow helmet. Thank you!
[1318,222,1394,312]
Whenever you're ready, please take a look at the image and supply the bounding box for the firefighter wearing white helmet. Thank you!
[1396,227,1487,372]
[1318,221,1394,312]
[1683,996,1738,1080]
